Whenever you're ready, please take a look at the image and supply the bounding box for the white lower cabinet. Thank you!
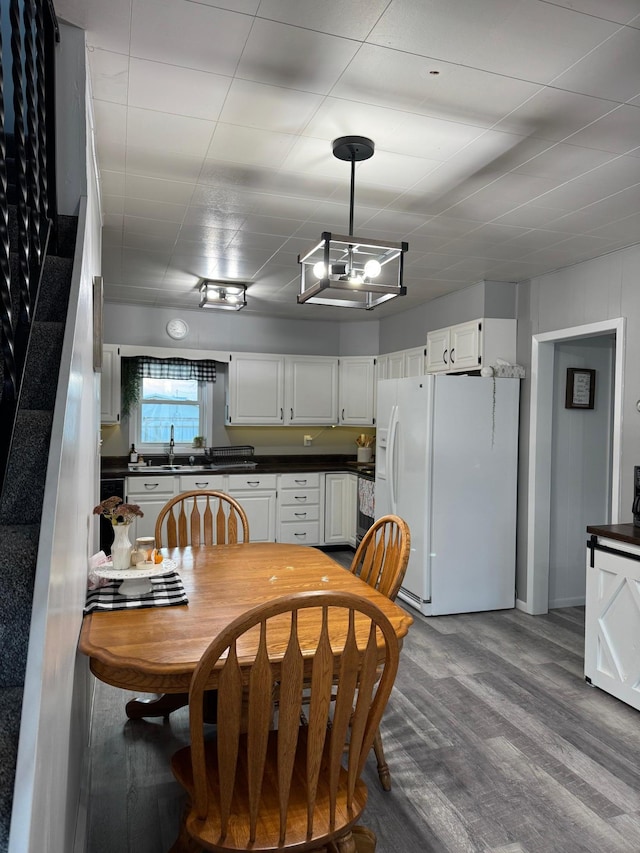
[227,474,277,543]
[277,472,322,545]
[585,532,640,711]
[324,473,356,546]
[125,475,177,541]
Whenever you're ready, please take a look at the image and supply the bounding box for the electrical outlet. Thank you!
[303,435,312,447]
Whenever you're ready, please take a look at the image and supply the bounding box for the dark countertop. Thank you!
[101,455,376,479]
[587,523,640,546]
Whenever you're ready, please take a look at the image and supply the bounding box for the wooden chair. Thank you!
[349,515,410,792]
[155,490,249,548]
[169,589,400,853]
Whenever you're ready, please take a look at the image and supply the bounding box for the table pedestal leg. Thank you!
[125,693,189,719]
[125,691,218,722]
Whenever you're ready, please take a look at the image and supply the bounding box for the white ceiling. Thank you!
[55,0,640,321]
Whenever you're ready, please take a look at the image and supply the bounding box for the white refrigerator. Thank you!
[375,374,519,616]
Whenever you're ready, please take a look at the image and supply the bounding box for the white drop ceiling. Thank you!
[55,0,640,321]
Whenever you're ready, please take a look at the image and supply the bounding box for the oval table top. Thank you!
[79,542,414,694]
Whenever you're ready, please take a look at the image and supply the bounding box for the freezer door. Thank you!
[374,379,398,518]
[393,376,434,607]
[428,375,519,614]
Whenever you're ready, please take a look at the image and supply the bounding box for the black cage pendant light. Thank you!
[298,136,408,310]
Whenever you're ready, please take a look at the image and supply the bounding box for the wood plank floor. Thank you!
[86,557,640,853]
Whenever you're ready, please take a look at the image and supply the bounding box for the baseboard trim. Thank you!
[548,596,586,609]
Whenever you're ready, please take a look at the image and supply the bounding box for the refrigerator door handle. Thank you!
[388,405,399,513]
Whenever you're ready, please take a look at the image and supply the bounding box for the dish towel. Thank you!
[84,571,188,614]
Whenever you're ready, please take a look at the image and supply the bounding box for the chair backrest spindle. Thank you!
[155,490,249,548]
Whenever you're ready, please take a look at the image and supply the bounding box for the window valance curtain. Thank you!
[132,356,217,382]
[120,357,217,416]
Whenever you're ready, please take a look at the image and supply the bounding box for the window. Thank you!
[130,377,212,451]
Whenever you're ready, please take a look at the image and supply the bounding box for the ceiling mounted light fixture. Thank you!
[298,136,408,310]
[199,280,247,311]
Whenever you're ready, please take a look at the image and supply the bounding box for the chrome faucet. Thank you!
[168,424,175,466]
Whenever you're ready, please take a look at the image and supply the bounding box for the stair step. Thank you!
[0,686,24,850]
[20,322,65,411]
[0,410,54,525]
[35,255,73,322]
[0,525,39,689]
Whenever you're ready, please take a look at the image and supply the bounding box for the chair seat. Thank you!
[171,728,368,852]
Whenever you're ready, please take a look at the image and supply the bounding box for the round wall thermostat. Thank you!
[166,318,189,340]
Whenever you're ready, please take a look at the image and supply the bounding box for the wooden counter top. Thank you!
[586,523,640,546]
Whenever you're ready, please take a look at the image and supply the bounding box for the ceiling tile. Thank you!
[87,48,129,104]
[511,143,617,180]
[56,0,133,53]
[125,146,206,183]
[551,26,640,102]
[125,175,196,205]
[128,58,231,120]
[123,197,187,222]
[130,0,252,75]
[256,0,390,40]
[494,87,618,141]
[124,217,182,240]
[543,0,640,25]
[332,45,542,126]
[126,107,215,156]
[236,18,360,94]
[566,105,640,154]
[93,100,127,147]
[207,124,297,168]
[219,79,323,135]
[100,170,126,196]
[367,0,617,83]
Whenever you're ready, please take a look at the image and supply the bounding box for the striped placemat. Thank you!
[84,571,188,614]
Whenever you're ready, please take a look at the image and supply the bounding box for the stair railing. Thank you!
[0,0,59,491]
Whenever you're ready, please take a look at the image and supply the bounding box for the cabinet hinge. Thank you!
[229,354,233,361]
[423,348,427,356]
[372,417,376,425]
[478,356,482,364]
[373,358,376,365]
[478,322,482,332]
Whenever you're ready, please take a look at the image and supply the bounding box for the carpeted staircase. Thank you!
[0,199,77,851]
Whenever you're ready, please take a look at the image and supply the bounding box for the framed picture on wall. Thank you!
[565,367,595,409]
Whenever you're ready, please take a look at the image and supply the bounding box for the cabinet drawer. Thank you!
[179,474,225,492]
[279,472,320,489]
[279,504,320,523]
[227,473,277,490]
[279,487,320,507]
[278,521,320,545]
[126,476,176,496]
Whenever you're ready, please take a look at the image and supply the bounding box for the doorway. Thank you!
[525,318,625,615]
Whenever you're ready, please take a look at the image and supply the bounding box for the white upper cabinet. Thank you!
[227,352,376,426]
[426,319,516,374]
[227,353,285,425]
[101,344,121,424]
[338,356,376,426]
[377,346,425,380]
[285,356,338,425]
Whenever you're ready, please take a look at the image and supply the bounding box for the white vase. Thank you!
[111,523,133,570]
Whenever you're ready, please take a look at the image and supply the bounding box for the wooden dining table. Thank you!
[78,542,414,719]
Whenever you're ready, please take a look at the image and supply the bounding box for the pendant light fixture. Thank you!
[298,136,408,310]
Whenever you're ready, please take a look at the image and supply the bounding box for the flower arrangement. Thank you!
[93,496,144,526]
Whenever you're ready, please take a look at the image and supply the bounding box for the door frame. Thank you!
[525,317,625,615]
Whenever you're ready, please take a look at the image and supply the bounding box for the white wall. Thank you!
[516,244,640,606]
[378,279,516,353]
[9,23,102,853]
[548,337,614,608]
[103,303,354,356]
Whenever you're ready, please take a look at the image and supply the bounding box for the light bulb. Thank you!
[313,261,328,279]
[364,259,382,278]
[226,293,238,304]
